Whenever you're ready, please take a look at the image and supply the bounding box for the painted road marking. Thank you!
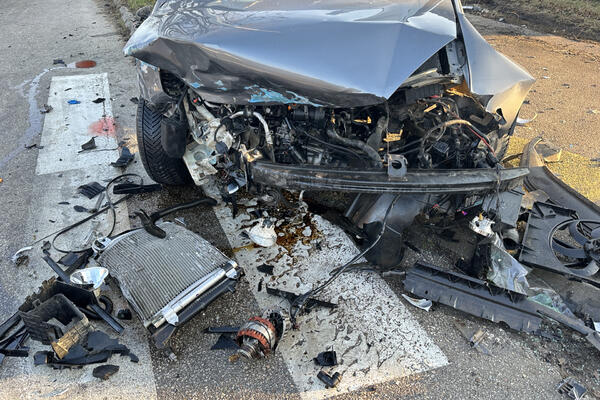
[206,192,448,399]
[35,73,118,175]
[0,73,158,400]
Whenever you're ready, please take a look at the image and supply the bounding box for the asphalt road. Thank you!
[0,1,599,399]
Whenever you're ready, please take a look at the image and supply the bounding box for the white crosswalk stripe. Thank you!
[204,189,449,399]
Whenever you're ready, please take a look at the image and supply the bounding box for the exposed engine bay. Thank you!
[127,0,534,267]
[176,81,506,186]
[161,42,511,187]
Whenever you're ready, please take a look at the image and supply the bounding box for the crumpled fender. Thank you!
[454,1,535,128]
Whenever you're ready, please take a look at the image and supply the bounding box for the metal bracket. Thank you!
[387,154,408,180]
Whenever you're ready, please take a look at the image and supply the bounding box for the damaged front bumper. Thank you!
[248,161,529,194]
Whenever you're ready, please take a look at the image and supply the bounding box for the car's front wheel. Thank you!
[136,99,191,185]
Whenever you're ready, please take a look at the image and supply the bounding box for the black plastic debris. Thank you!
[93,364,119,380]
[479,188,524,228]
[112,182,162,195]
[77,182,105,199]
[92,98,105,104]
[73,205,88,213]
[41,241,51,252]
[111,147,134,168]
[117,309,132,320]
[203,326,240,334]
[134,198,217,239]
[40,104,53,114]
[257,264,274,275]
[317,371,342,389]
[519,202,600,284]
[404,262,542,333]
[0,314,29,366]
[58,201,70,205]
[557,376,587,399]
[33,351,49,366]
[86,331,136,359]
[266,287,337,312]
[79,137,97,152]
[58,250,93,274]
[31,270,124,335]
[52,59,65,65]
[129,97,138,104]
[34,330,137,369]
[211,334,239,350]
[314,350,337,366]
[18,293,89,359]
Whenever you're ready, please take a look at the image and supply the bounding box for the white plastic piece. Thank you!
[245,218,277,247]
[401,294,432,312]
[11,246,32,264]
[516,112,538,126]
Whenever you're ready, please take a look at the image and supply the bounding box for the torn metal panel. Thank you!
[403,262,542,333]
[454,3,535,128]
[249,161,529,194]
[125,0,458,107]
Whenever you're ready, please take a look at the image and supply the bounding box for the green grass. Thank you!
[127,0,155,11]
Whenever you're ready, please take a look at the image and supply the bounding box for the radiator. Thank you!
[97,222,238,328]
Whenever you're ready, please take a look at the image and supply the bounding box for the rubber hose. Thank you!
[326,126,382,168]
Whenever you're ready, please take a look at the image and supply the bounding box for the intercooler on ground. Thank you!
[97,222,239,347]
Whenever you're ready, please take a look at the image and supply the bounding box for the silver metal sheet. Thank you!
[454,3,535,128]
[98,222,236,327]
[124,0,458,107]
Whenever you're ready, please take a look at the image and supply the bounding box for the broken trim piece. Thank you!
[249,162,529,194]
[403,262,542,333]
[520,137,600,220]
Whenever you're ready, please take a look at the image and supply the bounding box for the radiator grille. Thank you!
[98,223,234,326]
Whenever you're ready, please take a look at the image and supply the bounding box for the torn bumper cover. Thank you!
[248,161,529,194]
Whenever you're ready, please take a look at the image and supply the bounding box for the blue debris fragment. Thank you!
[67,100,81,104]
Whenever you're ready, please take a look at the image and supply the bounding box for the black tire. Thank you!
[136,99,191,185]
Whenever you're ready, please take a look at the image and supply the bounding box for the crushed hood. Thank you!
[125,0,458,107]
[125,0,534,117]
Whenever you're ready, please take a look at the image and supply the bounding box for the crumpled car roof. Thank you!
[125,0,533,118]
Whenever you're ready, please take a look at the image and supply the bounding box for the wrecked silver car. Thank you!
[125,0,533,265]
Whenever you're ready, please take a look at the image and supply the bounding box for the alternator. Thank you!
[236,308,289,359]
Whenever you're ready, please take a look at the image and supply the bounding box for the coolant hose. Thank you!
[326,126,382,168]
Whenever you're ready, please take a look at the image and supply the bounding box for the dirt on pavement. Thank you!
[469,0,600,42]
[465,15,600,204]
